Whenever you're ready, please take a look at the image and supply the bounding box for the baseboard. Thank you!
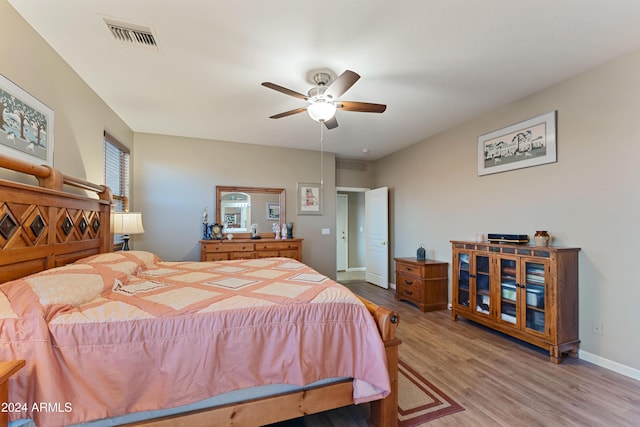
[346,267,365,272]
[579,350,640,381]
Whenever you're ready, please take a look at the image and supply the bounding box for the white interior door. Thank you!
[365,187,389,288]
[336,194,348,271]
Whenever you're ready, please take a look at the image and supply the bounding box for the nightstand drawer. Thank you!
[396,277,423,302]
[397,271,426,287]
[396,261,447,279]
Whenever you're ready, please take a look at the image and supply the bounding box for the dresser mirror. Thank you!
[215,186,285,237]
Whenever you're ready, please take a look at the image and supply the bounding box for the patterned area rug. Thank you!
[398,360,465,426]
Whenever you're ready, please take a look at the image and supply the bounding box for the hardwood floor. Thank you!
[305,281,640,427]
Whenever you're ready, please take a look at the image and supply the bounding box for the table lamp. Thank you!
[112,212,144,251]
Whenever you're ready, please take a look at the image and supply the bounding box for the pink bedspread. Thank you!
[0,251,390,426]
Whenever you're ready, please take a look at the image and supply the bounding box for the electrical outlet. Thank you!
[592,321,603,336]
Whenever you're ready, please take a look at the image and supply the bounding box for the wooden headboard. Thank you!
[0,154,113,283]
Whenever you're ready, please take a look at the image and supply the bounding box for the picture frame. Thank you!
[266,202,280,221]
[297,182,323,215]
[0,73,54,166]
[478,111,556,176]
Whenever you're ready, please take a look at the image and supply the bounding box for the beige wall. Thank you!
[132,133,337,278]
[0,0,133,185]
[375,49,640,375]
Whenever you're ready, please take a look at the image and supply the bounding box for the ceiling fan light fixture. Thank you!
[307,100,336,123]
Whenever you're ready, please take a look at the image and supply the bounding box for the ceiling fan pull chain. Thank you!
[320,123,324,187]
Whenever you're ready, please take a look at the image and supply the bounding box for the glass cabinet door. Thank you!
[498,257,518,325]
[524,259,547,334]
[455,252,471,308]
[474,255,491,316]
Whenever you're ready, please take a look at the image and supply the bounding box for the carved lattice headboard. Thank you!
[0,154,112,283]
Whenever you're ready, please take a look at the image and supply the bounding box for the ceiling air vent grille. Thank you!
[104,19,157,48]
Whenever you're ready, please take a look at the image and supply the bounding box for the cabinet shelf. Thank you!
[451,240,580,363]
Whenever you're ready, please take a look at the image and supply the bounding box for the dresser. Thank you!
[394,257,448,312]
[200,238,303,261]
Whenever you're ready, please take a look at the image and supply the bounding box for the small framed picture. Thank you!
[297,182,322,215]
[266,202,280,220]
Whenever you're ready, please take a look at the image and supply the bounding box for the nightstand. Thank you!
[394,257,448,312]
[0,360,25,426]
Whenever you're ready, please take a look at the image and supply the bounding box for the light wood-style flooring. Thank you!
[305,281,640,427]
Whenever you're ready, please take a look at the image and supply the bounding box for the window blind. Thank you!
[103,132,130,212]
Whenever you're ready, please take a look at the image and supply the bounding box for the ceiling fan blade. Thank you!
[269,107,307,119]
[261,82,308,100]
[325,70,360,99]
[337,101,387,113]
[324,116,339,129]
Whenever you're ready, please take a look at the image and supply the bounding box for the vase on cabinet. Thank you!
[534,230,550,247]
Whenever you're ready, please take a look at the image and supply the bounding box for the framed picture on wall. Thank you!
[0,73,54,166]
[297,182,323,215]
[266,202,280,220]
[478,111,556,176]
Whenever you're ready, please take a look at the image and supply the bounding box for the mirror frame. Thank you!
[215,186,286,238]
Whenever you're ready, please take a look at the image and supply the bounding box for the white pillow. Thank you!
[26,267,110,307]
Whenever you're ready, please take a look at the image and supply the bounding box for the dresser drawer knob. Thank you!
[404,290,413,295]
[404,279,413,285]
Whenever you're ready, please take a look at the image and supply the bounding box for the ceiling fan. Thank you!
[261,70,386,129]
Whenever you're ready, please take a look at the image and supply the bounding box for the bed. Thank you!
[0,154,400,427]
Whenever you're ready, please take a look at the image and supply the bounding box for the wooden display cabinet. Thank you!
[451,240,580,363]
[394,257,448,312]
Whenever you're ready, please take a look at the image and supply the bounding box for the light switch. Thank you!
[321,228,330,235]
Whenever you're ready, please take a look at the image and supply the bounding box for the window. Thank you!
[103,132,130,213]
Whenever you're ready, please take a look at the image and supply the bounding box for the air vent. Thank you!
[104,19,157,48]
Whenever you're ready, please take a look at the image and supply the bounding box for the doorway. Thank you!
[336,188,367,283]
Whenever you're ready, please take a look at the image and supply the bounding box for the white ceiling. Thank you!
[8,0,640,160]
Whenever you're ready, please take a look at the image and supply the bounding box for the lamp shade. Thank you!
[307,101,336,123]
[112,212,145,235]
